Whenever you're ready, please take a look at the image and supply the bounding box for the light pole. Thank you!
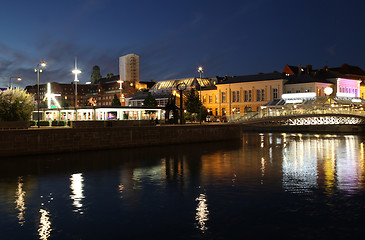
[9,77,22,89]
[177,83,187,124]
[72,57,81,120]
[117,79,123,105]
[198,66,203,124]
[35,61,46,128]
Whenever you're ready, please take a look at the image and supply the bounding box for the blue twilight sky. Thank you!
[0,0,365,88]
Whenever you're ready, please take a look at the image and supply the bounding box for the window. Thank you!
[209,95,212,103]
[273,88,278,99]
[256,90,261,101]
[244,91,248,102]
[296,90,300,93]
[249,90,252,102]
[236,91,240,102]
[261,89,265,101]
[215,95,218,103]
[203,96,206,103]
[222,92,226,103]
[232,91,236,102]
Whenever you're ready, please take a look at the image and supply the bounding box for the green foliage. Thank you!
[111,94,121,107]
[143,92,157,107]
[91,65,102,84]
[51,120,66,126]
[0,88,35,121]
[38,121,50,126]
[106,73,114,79]
[184,88,206,122]
[61,99,70,108]
[184,88,201,114]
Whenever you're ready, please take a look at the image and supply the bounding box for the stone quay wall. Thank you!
[0,124,242,157]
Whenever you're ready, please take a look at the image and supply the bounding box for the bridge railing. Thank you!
[229,107,365,123]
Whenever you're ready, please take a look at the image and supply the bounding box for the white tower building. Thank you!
[119,53,139,86]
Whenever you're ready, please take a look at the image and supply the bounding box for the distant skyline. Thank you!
[1,0,365,88]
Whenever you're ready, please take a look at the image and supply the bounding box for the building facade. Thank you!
[119,53,140,86]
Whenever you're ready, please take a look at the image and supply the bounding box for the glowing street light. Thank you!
[35,61,46,128]
[198,66,203,124]
[9,76,22,89]
[72,57,81,120]
[117,79,124,104]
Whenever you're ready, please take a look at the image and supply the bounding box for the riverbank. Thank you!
[0,124,242,157]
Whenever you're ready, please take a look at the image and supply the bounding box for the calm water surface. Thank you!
[1,133,365,239]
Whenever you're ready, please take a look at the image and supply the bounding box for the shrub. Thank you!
[0,88,35,121]
[39,121,50,126]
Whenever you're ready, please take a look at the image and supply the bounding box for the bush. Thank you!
[39,121,50,126]
[30,120,36,126]
[0,88,35,121]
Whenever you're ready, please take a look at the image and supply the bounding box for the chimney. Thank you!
[298,64,302,75]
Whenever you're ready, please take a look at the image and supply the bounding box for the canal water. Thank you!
[1,133,365,239]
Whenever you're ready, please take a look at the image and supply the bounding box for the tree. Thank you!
[106,73,114,79]
[143,92,157,107]
[91,65,102,84]
[184,88,203,122]
[111,94,121,107]
[0,88,35,121]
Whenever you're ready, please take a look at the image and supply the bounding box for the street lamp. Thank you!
[117,79,124,105]
[198,66,203,124]
[9,76,22,89]
[35,61,46,128]
[72,57,81,120]
[177,83,187,124]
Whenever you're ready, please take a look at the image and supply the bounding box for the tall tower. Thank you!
[119,53,139,86]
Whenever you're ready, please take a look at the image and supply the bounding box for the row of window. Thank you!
[219,89,277,103]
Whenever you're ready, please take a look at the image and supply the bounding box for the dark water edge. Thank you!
[1,133,365,239]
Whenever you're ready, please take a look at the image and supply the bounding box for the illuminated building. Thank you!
[119,54,140,87]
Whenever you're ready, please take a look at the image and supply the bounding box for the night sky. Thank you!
[1,0,364,88]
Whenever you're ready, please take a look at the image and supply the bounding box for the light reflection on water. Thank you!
[38,209,51,240]
[281,134,365,195]
[70,173,85,214]
[15,177,26,226]
[0,133,365,239]
[195,193,209,232]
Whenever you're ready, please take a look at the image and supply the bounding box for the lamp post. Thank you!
[72,57,81,120]
[117,79,123,105]
[177,83,187,124]
[9,77,22,89]
[35,61,46,128]
[198,66,203,124]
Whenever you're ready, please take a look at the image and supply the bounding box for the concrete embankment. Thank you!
[0,124,242,157]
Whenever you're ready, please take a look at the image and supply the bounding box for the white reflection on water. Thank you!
[38,209,51,240]
[70,173,84,213]
[195,193,209,232]
[282,136,318,193]
[15,176,26,226]
[282,134,364,194]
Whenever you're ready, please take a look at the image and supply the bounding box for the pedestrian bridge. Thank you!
[230,109,365,126]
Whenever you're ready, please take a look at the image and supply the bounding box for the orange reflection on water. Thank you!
[15,177,26,226]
